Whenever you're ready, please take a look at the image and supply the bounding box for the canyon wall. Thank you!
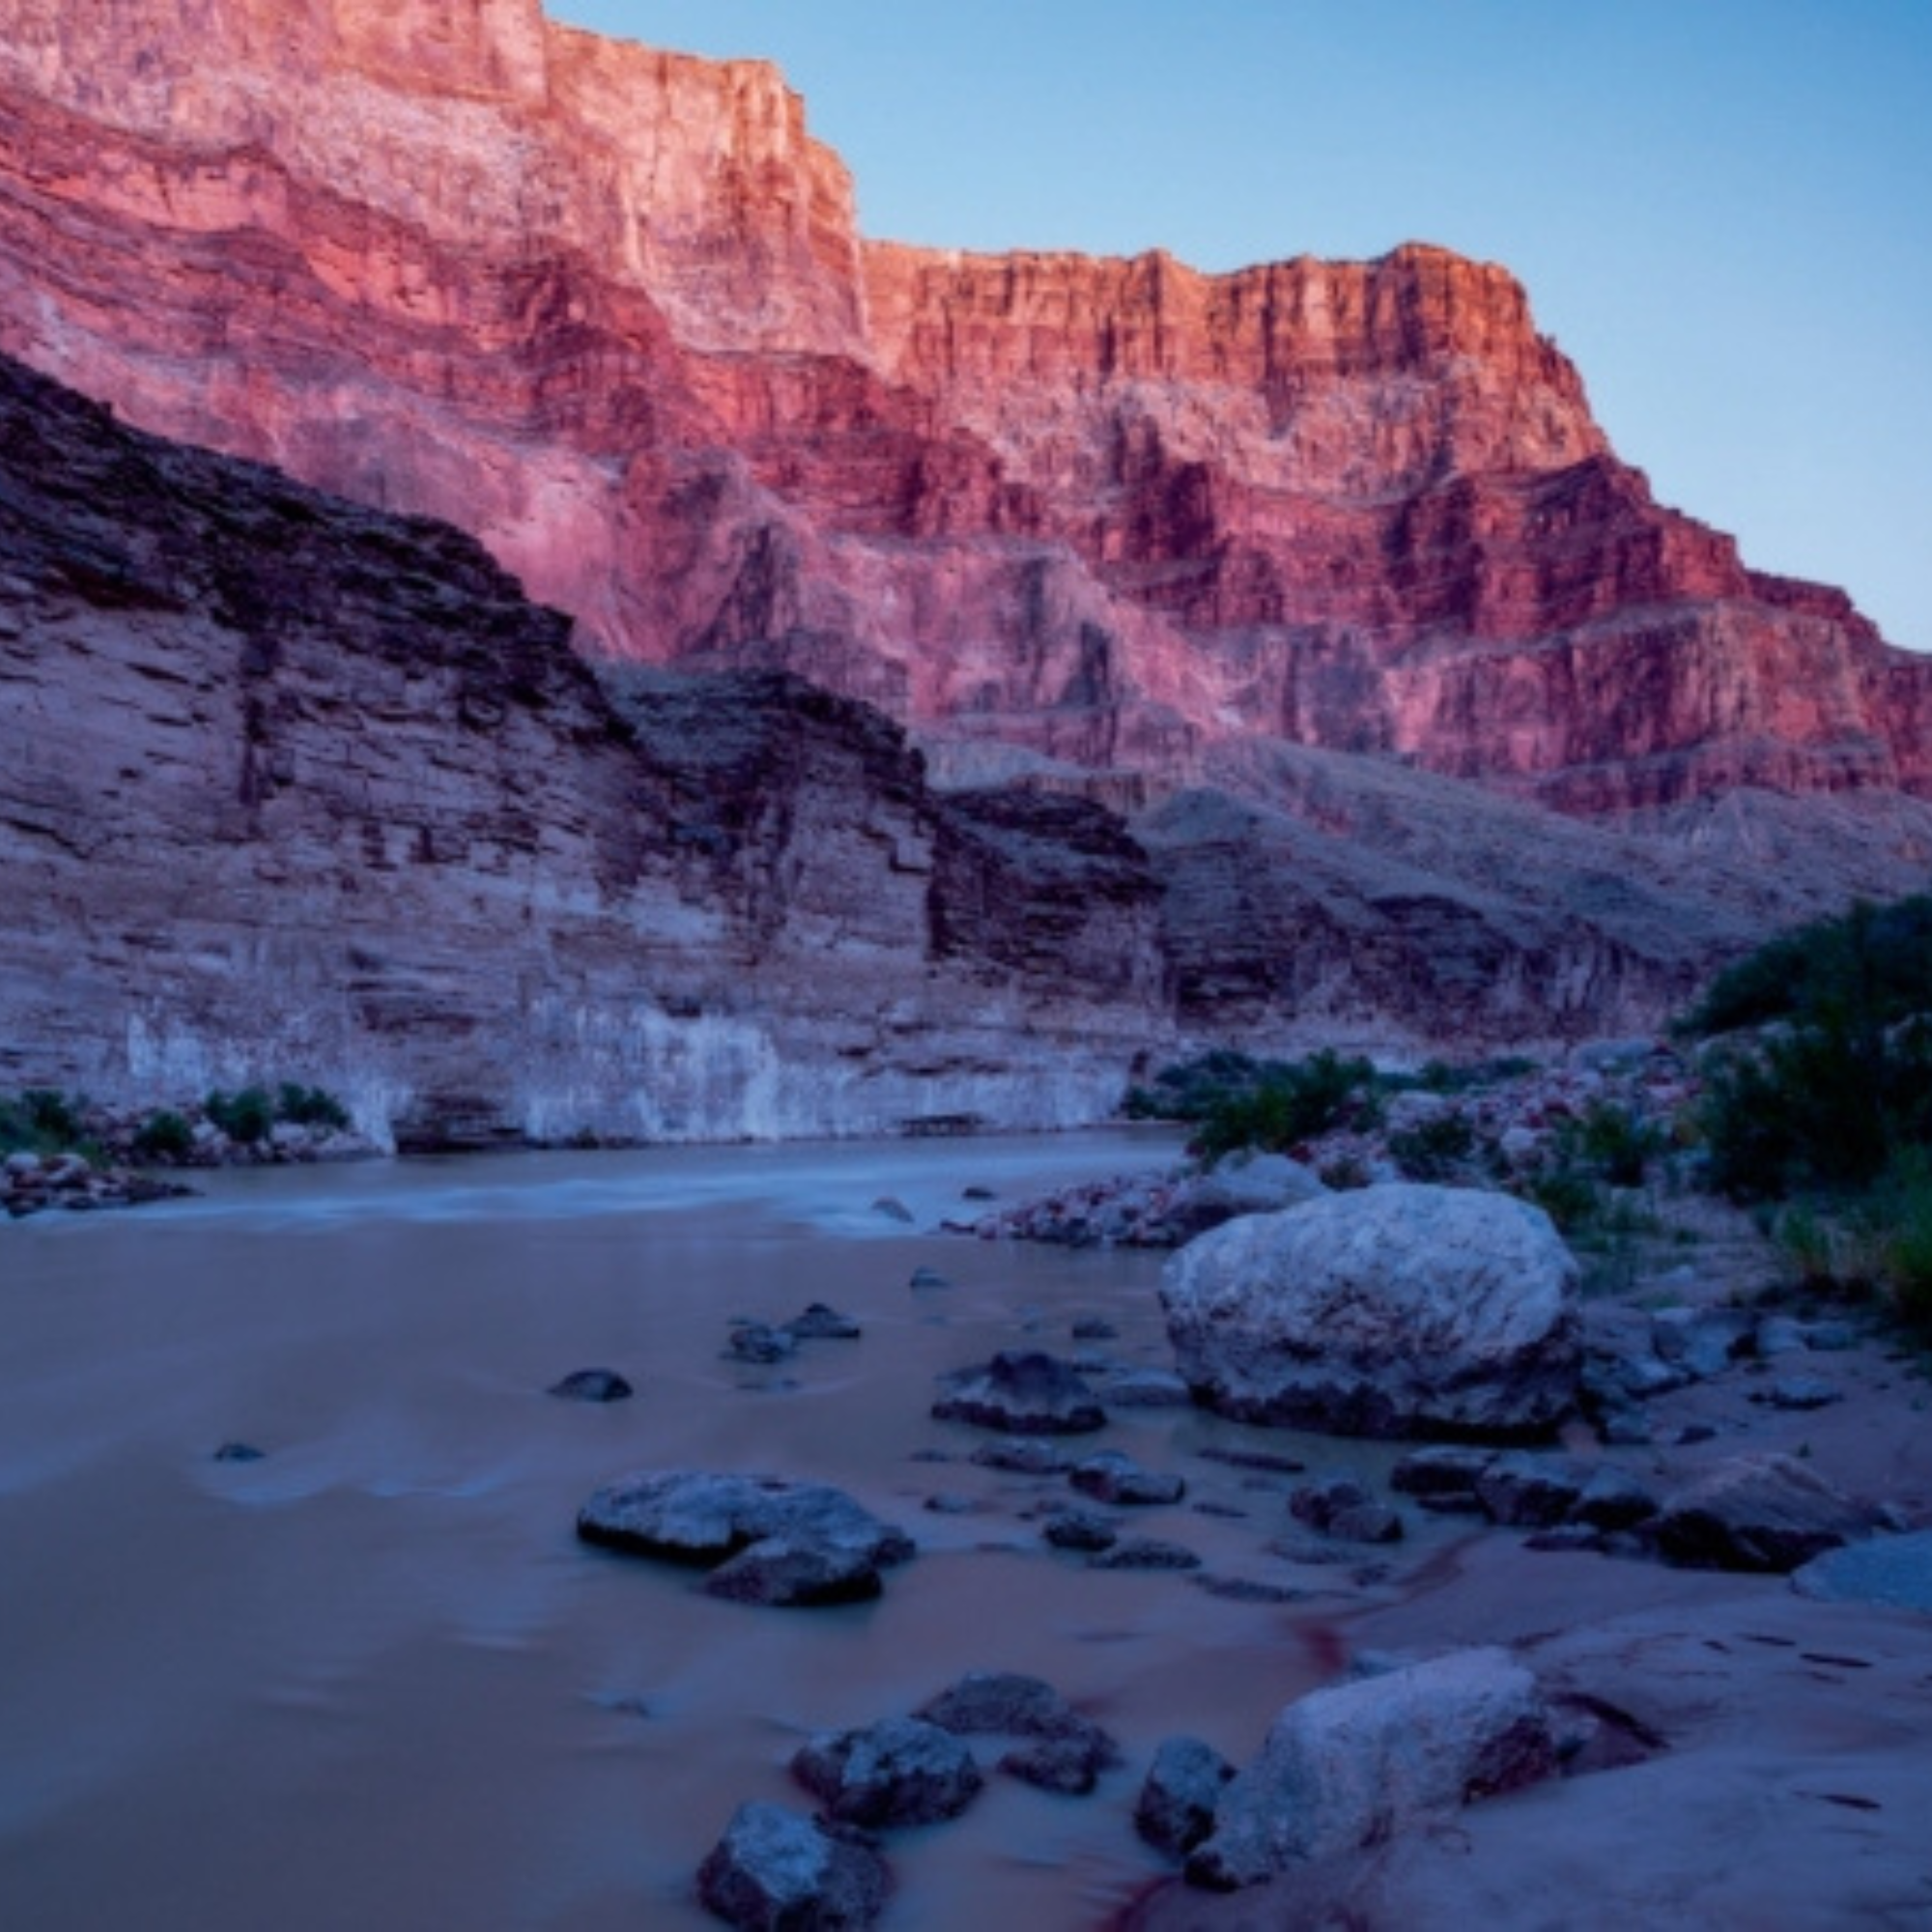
[0,0,1924,816]
[0,352,1164,1142]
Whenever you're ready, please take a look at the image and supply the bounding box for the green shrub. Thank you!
[1571,1100,1665,1188]
[1387,1111,1476,1180]
[205,1086,274,1145]
[1188,1050,1374,1163]
[1122,1049,1267,1123]
[1520,1168,1602,1235]
[1,1089,88,1155]
[275,1083,351,1131]
[1688,895,1932,1202]
[1685,895,1932,1038]
[132,1110,196,1162]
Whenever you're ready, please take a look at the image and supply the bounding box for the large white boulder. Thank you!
[1160,1182,1579,1438]
[1189,1647,1556,1888]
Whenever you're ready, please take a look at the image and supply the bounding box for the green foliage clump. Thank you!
[1387,1111,1476,1181]
[1188,1050,1375,1164]
[1123,1050,1268,1122]
[275,1083,351,1131]
[1569,1100,1666,1189]
[205,1086,275,1146]
[132,1110,195,1162]
[0,1089,89,1156]
[1685,894,1932,1038]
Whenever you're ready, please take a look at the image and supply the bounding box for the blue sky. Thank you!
[551,3,1931,652]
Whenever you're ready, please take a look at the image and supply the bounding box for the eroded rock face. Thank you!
[0,0,1925,829]
[0,351,1165,1136]
[1161,1184,1581,1439]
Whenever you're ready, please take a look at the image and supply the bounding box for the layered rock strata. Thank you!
[0,0,1924,818]
[0,352,1164,1143]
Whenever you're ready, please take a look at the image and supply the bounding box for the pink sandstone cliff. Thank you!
[0,0,1924,810]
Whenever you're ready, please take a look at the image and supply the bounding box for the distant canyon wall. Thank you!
[0,0,1925,813]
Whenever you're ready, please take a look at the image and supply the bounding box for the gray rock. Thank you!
[704,1537,889,1608]
[1759,1375,1843,1411]
[999,1736,1111,1794]
[696,1801,890,1929]
[1289,1476,1403,1544]
[907,1266,951,1292]
[1070,1316,1119,1341]
[785,1303,863,1341]
[1070,1450,1185,1507]
[548,1367,633,1403]
[212,1440,266,1463]
[1651,1306,1754,1380]
[1136,1737,1237,1860]
[1188,1647,1557,1888]
[1755,1315,1809,1358]
[1650,1454,1880,1573]
[791,1717,983,1828]
[1569,1464,1659,1532]
[1041,1508,1119,1552]
[1803,1319,1858,1352]
[577,1470,915,1605]
[725,1321,797,1366]
[915,1670,1121,1788]
[1094,1368,1194,1409]
[970,1437,1064,1476]
[1161,1184,1580,1439]
[1389,1444,1496,1499]
[931,1350,1106,1435]
[1089,1538,1203,1572]
[1793,1528,1932,1613]
[1474,1452,1595,1529]
[871,1196,914,1224]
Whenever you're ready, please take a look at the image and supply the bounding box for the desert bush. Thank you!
[1,1089,88,1155]
[1688,896,1932,1201]
[205,1086,274,1145]
[1387,1111,1476,1181]
[1188,1049,1375,1163]
[132,1110,196,1162]
[275,1083,351,1131]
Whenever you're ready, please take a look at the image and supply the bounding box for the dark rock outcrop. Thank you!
[0,350,1164,1136]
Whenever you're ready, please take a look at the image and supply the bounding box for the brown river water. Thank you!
[0,1131,1473,1930]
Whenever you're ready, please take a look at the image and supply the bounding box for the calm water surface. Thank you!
[0,1130,1440,1929]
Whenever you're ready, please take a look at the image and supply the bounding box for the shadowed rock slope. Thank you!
[0,353,1164,1144]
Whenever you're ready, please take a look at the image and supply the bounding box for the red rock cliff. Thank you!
[0,0,1923,810]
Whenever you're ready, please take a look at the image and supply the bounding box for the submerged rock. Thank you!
[1137,1737,1237,1861]
[931,1351,1106,1435]
[1070,1450,1186,1507]
[1161,1184,1580,1439]
[791,1718,983,1828]
[915,1670,1121,1792]
[696,1801,890,1928]
[547,1368,634,1403]
[577,1471,915,1606]
[785,1303,864,1341]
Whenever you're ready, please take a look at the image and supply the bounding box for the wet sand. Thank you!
[5,1134,1929,1929]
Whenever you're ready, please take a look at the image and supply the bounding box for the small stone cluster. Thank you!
[2,1148,193,1218]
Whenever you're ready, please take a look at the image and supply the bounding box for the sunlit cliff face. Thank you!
[0,0,1924,810]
